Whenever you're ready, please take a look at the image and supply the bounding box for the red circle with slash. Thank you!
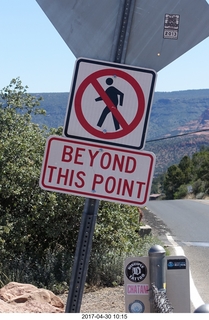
[74,68,145,139]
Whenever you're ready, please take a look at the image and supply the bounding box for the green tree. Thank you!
[174,184,188,199]
[94,201,140,254]
[191,149,209,194]
[192,149,209,182]
[0,78,143,288]
[0,78,84,257]
[151,173,165,194]
[178,155,193,184]
[164,164,185,199]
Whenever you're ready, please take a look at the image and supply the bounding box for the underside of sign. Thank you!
[36,0,209,71]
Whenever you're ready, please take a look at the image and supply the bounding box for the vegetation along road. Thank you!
[146,199,209,311]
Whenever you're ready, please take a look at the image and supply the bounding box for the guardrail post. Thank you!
[148,245,166,312]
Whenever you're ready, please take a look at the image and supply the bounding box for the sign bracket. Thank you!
[111,0,136,64]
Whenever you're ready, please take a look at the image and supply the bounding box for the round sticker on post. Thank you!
[125,261,147,282]
[129,300,145,313]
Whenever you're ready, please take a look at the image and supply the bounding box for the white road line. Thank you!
[166,233,205,310]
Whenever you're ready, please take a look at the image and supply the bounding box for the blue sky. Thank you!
[1,1,209,93]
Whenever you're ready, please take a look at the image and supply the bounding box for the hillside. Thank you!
[32,92,69,128]
[146,89,209,174]
[145,133,209,175]
[147,89,209,140]
[32,89,209,175]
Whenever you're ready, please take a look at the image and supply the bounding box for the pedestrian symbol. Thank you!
[96,78,124,131]
[64,58,156,150]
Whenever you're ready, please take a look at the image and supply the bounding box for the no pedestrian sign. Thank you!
[39,136,156,206]
[64,58,156,150]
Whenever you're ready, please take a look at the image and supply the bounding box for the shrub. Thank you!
[174,184,188,199]
[192,179,206,195]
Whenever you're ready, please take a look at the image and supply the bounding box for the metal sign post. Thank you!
[64,0,136,312]
[65,198,99,313]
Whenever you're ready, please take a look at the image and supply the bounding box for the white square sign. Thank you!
[64,58,157,150]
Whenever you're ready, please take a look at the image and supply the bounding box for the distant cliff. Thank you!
[32,89,209,175]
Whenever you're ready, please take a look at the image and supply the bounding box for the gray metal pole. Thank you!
[148,245,166,313]
[65,198,99,313]
[65,0,136,313]
[111,0,136,64]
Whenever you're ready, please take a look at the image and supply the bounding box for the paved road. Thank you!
[146,199,209,310]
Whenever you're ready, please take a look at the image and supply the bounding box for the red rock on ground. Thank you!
[0,282,64,313]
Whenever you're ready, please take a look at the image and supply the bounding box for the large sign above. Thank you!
[39,136,156,206]
[36,0,209,71]
[64,58,156,150]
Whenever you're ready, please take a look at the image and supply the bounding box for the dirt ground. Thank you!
[59,208,168,313]
[60,286,125,313]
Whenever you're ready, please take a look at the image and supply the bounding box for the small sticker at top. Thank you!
[167,259,186,269]
[125,261,147,282]
[163,14,180,40]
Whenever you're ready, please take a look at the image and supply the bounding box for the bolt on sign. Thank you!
[39,136,156,206]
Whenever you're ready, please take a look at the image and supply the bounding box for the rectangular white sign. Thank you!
[39,136,155,206]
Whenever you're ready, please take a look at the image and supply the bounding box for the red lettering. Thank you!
[125,157,136,173]
[74,147,85,165]
[116,178,122,194]
[92,174,103,190]
[75,171,85,188]
[122,179,134,196]
[100,152,111,169]
[112,154,125,171]
[136,181,146,198]
[89,149,99,166]
[68,170,74,186]
[105,176,116,193]
[127,284,149,295]
[57,168,69,185]
[48,166,57,182]
[91,175,146,199]
[61,146,73,162]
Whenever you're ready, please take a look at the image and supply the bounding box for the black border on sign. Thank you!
[63,58,156,150]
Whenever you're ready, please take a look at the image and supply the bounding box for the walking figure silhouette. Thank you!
[95,78,124,131]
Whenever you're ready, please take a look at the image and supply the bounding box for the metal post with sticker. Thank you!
[124,257,150,313]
